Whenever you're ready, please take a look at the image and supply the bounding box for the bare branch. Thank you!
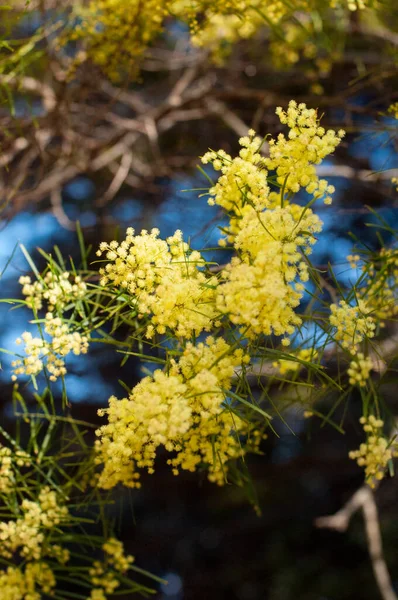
[50,187,75,230]
[316,486,398,600]
[96,153,133,207]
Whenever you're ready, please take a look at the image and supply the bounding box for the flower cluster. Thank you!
[202,104,343,342]
[12,313,89,382]
[215,251,303,340]
[347,353,373,387]
[97,228,219,339]
[0,446,31,494]
[182,0,291,65]
[264,101,344,205]
[70,0,371,80]
[176,0,358,68]
[273,348,319,376]
[388,102,398,119]
[349,416,396,487]
[269,21,318,71]
[0,487,69,561]
[0,562,56,600]
[89,538,135,599]
[95,336,255,488]
[0,487,69,599]
[329,300,375,353]
[19,271,87,312]
[359,248,398,325]
[73,0,169,80]
[202,130,271,242]
[214,200,323,339]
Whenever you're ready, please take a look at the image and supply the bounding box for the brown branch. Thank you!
[205,98,252,139]
[0,75,57,113]
[315,486,397,600]
[50,187,75,230]
[96,152,133,207]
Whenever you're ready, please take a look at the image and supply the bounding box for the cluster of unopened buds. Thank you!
[349,416,397,487]
[0,446,31,494]
[19,271,87,311]
[12,313,89,382]
[347,353,373,387]
[89,538,134,599]
[329,299,375,354]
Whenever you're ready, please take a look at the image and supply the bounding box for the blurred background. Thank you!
[1,3,398,599]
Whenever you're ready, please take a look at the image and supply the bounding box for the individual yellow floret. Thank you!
[347,254,361,269]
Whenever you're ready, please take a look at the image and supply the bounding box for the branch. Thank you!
[316,486,397,600]
[0,75,56,112]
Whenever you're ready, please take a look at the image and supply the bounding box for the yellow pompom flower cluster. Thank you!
[97,228,219,339]
[388,102,398,119]
[93,102,343,490]
[234,202,322,266]
[215,250,303,340]
[329,300,375,353]
[89,538,134,598]
[183,0,289,64]
[68,0,372,81]
[203,103,344,342]
[189,13,261,64]
[347,353,373,387]
[273,348,318,376]
[0,487,69,561]
[19,272,87,312]
[12,312,89,382]
[359,248,398,324]
[213,198,321,341]
[202,130,271,242]
[0,445,31,494]
[269,22,318,70]
[73,0,170,80]
[349,416,396,487]
[95,336,254,489]
[0,562,56,600]
[264,101,345,205]
[0,487,69,599]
